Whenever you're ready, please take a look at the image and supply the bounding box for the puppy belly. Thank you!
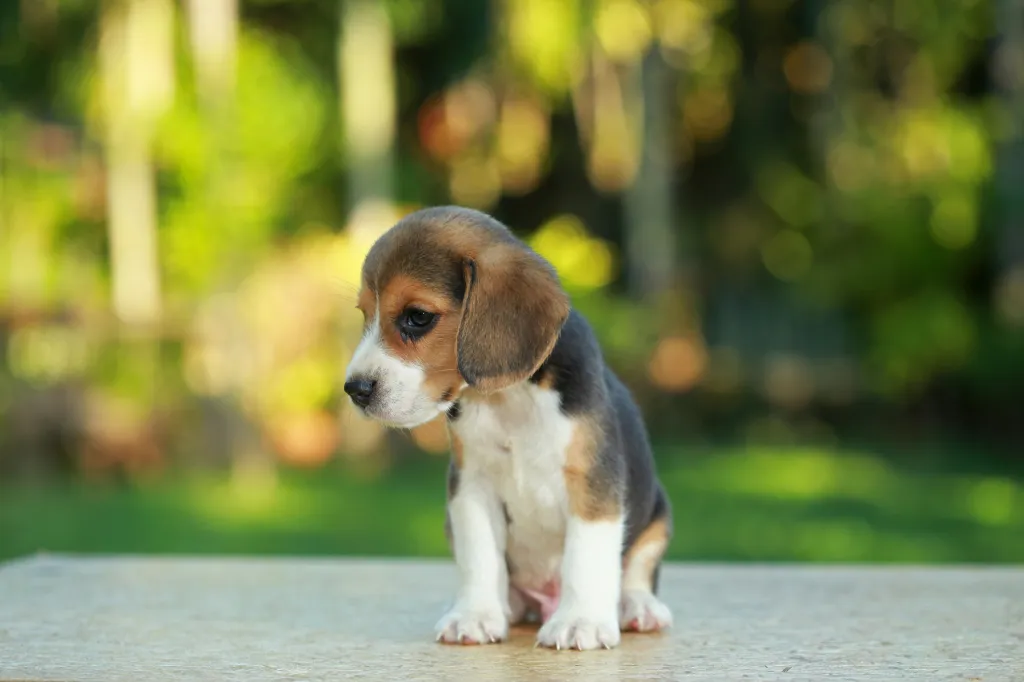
[518,582,560,622]
[506,521,564,622]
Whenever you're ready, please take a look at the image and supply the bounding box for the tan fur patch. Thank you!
[356,286,376,327]
[623,517,670,590]
[563,419,620,521]
[532,368,556,391]
[375,274,463,400]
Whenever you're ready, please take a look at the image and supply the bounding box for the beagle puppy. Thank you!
[344,206,673,651]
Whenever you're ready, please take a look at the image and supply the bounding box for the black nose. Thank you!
[344,379,376,408]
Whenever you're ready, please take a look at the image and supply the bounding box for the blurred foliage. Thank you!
[1,0,1024,562]
[3,445,1023,563]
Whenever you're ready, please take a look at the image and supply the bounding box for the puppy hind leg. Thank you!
[619,512,673,633]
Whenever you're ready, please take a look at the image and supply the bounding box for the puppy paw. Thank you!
[536,607,620,650]
[435,602,509,645]
[619,589,673,632]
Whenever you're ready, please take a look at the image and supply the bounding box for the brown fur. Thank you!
[622,516,669,590]
[563,418,621,521]
[356,286,376,325]
[356,208,570,397]
[456,246,570,394]
[375,274,463,401]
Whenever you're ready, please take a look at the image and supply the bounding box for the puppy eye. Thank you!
[405,309,435,327]
[397,308,438,338]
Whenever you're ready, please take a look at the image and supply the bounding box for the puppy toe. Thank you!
[619,589,673,632]
[435,603,508,645]
[536,608,620,651]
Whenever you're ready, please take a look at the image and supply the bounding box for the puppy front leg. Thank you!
[537,515,623,650]
[537,422,624,651]
[435,472,509,644]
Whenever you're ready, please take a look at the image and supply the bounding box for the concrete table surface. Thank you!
[0,556,1021,682]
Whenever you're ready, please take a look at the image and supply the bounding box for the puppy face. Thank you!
[346,268,464,428]
[344,207,571,427]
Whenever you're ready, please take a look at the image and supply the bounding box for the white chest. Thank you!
[450,383,574,589]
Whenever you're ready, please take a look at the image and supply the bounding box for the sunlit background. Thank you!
[1,0,1023,563]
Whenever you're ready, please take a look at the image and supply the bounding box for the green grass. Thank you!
[2,446,1023,563]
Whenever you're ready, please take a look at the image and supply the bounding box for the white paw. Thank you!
[619,589,673,632]
[536,606,620,651]
[435,602,509,645]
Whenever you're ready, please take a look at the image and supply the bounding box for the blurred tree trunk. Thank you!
[623,48,679,301]
[995,1,1024,276]
[99,0,173,477]
[184,0,238,251]
[186,0,237,113]
[100,0,171,331]
[95,0,176,485]
[184,0,275,486]
[993,0,1024,450]
[810,1,849,370]
[338,0,396,211]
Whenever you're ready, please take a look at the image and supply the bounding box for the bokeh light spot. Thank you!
[595,0,652,62]
[995,267,1024,327]
[647,335,708,392]
[266,411,339,468]
[497,95,549,195]
[827,141,874,193]
[762,229,813,281]
[930,193,978,250]
[783,42,832,94]
[529,214,616,291]
[654,0,712,56]
[756,161,822,227]
[764,354,816,409]
[449,155,501,209]
[508,0,581,92]
[683,88,734,142]
[965,478,1016,526]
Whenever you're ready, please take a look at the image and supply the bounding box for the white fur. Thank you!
[438,383,572,644]
[344,309,449,428]
[435,476,510,644]
[347,321,654,649]
[443,382,625,650]
[453,384,572,590]
[537,517,623,650]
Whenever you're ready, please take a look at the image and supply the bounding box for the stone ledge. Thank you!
[0,555,1021,681]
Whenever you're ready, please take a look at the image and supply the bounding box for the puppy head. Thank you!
[344,206,570,428]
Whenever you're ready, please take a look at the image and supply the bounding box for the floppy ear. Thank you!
[456,245,571,394]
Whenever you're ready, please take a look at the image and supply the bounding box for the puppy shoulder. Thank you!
[528,308,608,417]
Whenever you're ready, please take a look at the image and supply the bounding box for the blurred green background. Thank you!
[1,0,1023,564]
